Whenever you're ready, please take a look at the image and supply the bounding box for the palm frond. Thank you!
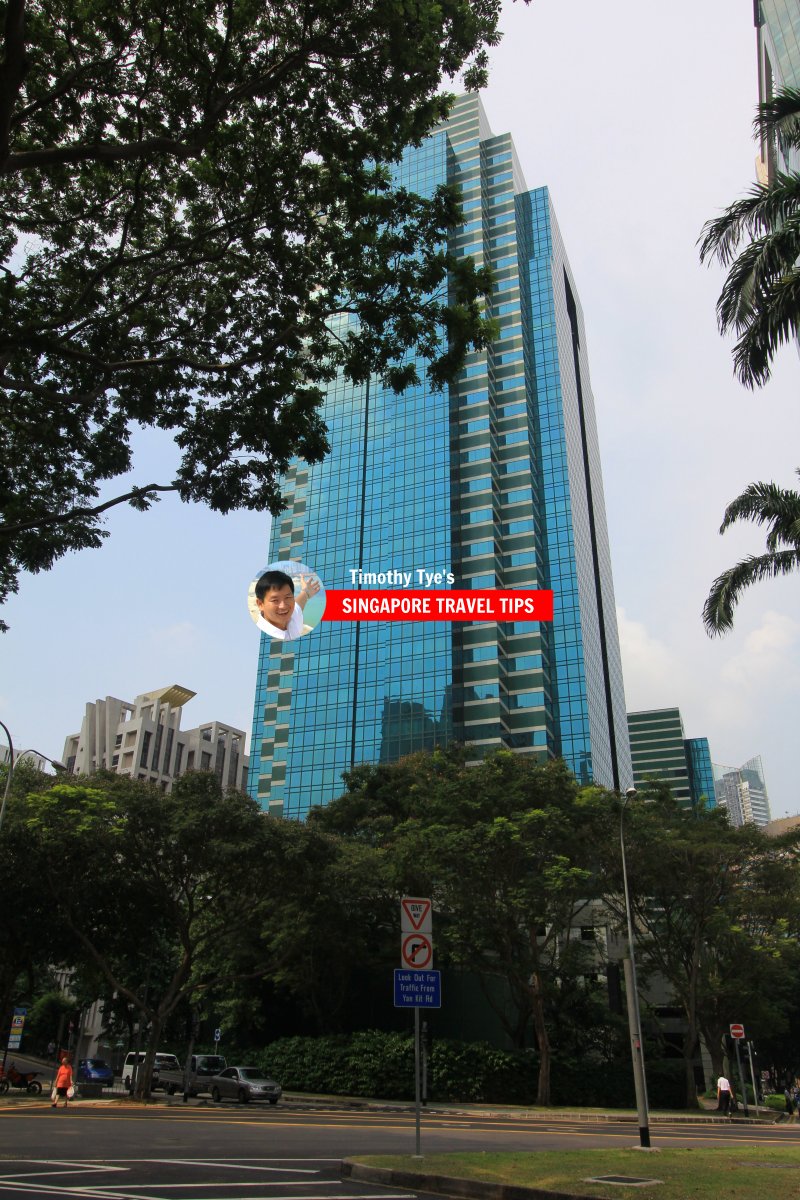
[715,221,800,333]
[703,549,800,636]
[755,87,800,151]
[720,479,800,538]
[699,175,800,267]
[730,267,800,386]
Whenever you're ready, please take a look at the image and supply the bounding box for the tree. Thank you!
[603,788,791,1107]
[0,0,509,625]
[313,748,614,1106]
[0,761,77,1029]
[21,770,277,1096]
[700,86,800,387]
[702,469,800,635]
[254,818,396,1034]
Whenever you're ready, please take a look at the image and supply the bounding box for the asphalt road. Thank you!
[0,1100,797,1199]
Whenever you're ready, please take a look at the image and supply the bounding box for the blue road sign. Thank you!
[394,968,441,1008]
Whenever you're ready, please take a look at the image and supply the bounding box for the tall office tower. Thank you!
[714,755,772,827]
[755,1,800,180]
[627,708,716,809]
[249,93,632,819]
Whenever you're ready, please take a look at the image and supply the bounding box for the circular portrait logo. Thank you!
[247,560,326,641]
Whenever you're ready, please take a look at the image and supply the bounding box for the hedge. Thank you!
[253,1031,687,1109]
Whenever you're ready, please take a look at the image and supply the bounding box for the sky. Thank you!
[2,1,800,816]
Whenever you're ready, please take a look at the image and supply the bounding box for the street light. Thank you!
[620,786,651,1149]
[0,719,68,836]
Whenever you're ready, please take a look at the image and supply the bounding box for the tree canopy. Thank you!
[604,787,796,1106]
[0,0,508,625]
[312,748,616,1105]
[21,769,277,1094]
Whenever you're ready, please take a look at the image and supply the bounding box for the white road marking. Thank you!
[96,1185,338,1191]
[145,1165,319,1176]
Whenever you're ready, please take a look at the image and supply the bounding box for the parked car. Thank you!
[76,1059,114,1086]
[210,1066,282,1105]
[158,1053,227,1097]
[123,1051,182,1092]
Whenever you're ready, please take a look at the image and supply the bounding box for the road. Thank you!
[0,1100,796,1200]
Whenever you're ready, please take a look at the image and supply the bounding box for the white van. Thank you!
[123,1051,181,1092]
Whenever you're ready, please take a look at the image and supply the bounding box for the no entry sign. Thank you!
[730,1023,745,1039]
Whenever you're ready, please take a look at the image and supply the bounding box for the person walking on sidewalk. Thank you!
[52,1057,73,1109]
[717,1074,734,1116]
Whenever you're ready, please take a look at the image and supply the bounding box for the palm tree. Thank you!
[699,87,800,387]
[703,470,800,635]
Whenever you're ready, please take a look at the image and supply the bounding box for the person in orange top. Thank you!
[52,1056,73,1108]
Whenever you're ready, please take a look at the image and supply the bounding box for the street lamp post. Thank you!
[620,786,652,1149]
[0,720,67,836]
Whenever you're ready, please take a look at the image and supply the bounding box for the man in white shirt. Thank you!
[255,569,320,640]
[717,1074,734,1116]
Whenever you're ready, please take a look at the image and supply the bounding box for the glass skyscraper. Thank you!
[756,0,800,179]
[248,93,632,819]
[627,707,716,810]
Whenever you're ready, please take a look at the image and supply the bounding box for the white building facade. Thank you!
[63,684,248,792]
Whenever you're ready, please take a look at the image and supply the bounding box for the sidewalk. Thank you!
[0,1085,778,1124]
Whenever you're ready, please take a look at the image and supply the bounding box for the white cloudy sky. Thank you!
[2,0,799,815]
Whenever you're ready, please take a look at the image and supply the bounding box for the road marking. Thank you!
[144,1164,320,1176]
[0,1173,127,1182]
[97,1185,339,1190]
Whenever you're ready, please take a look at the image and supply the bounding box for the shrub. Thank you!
[251,1031,689,1108]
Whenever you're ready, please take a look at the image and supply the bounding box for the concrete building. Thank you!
[63,684,248,792]
[248,93,632,819]
[714,755,772,827]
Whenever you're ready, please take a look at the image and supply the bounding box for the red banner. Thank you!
[322,589,553,623]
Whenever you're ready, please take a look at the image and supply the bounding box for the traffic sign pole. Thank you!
[746,1042,760,1118]
[414,1008,421,1158]
[399,898,435,1159]
[733,1036,748,1116]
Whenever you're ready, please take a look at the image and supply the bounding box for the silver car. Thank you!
[210,1066,282,1105]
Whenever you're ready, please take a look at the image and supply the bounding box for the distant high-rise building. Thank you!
[627,708,716,809]
[63,684,248,792]
[249,93,632,819]
[755,1,800,180]
[714,755,772,827]
[684,737,716,809]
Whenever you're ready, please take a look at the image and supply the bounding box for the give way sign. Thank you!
[401,897,433,968]
[401,897,432,934]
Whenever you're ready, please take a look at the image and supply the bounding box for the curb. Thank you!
[342,1159,596,1200]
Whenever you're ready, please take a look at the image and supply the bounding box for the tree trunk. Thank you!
[682,1024,700,1110]
[699,1024,725,1089]
[527,945,554,1104]
[682,935,702,1109]
[136,1015,163,1100]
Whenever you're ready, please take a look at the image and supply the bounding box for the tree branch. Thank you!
[0,0,27,169]
[5,135,201,171]
[0,483,181,538]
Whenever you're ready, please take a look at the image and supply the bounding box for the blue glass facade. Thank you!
[249,94,632,818]
[685,737,716,810]
[757,1,800,176]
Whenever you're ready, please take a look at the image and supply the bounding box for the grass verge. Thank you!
[355,1146,800,1199]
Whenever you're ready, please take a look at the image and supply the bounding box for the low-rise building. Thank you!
[62,684,248,792]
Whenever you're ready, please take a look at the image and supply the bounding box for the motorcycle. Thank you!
[0,1063,43,1094]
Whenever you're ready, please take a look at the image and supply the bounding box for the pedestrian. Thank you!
[51,1056,73,1109]
[46,1041,56,1059]
[782,1083,795,1120]
[717,1073,734,1116]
